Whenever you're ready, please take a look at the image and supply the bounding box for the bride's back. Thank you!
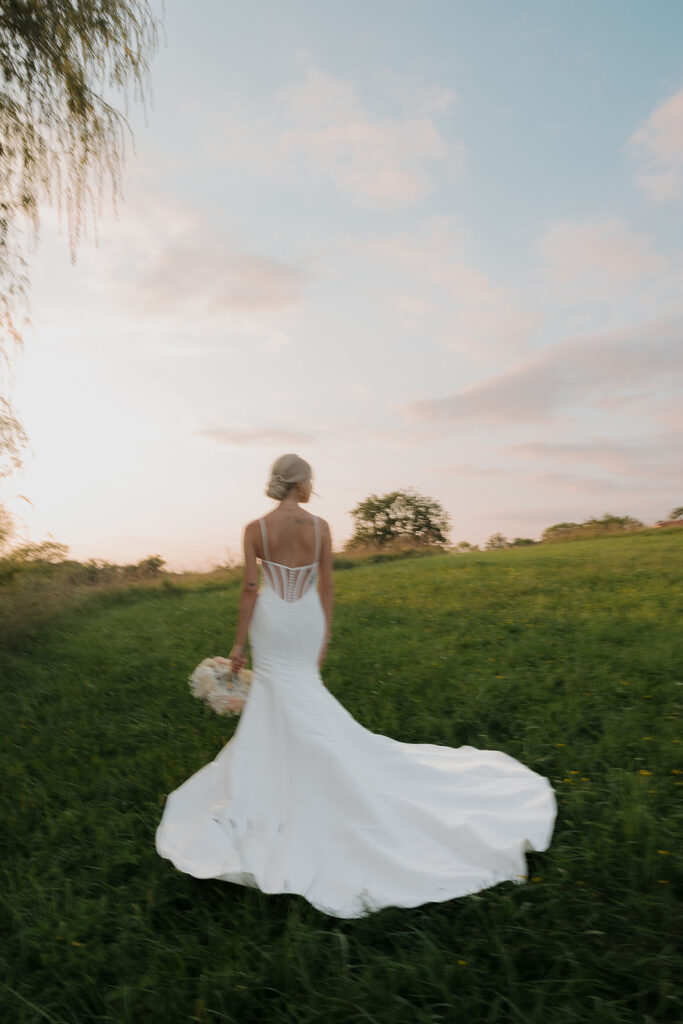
[259,509,320,567]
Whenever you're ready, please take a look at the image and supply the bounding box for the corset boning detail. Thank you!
[261,560,318,602]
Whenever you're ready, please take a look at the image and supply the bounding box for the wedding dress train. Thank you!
[155,515,557,918]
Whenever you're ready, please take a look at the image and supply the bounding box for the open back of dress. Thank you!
[259,515,320,602]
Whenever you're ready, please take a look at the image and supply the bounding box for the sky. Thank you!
[2,0,683,572]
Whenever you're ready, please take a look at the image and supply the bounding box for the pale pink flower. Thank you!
[188,655,253,716]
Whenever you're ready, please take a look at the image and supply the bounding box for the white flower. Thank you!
[189,663,216,698]
[206,690,246,716]
[187,656,253,716]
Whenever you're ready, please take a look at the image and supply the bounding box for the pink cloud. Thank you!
[211,66,464,208]
[118,232,305,318]
[526,471,641,494]
[535,219,666,303]
[351,217,544,357]
[504,434,683,481]
[446,464,509,477]
[195,425,315,446]
[627,87,683,201]
[396,315,683,426]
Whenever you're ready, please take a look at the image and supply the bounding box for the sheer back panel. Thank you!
[260,515,320,602]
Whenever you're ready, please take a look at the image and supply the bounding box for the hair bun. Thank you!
[265,454,313,502]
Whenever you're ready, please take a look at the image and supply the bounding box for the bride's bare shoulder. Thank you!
[316,516,332,537]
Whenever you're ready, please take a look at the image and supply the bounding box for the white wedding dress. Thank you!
[155,515,557,918]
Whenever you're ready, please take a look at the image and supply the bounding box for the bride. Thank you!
[155,454,557,919]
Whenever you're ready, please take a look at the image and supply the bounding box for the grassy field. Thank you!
[1,532,681,1023]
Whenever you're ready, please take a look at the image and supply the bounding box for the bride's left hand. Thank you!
[229,643,247,672]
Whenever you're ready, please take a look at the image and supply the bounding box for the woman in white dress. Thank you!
[155,454,557,919]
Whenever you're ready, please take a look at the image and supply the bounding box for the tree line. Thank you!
[345,490,683,552]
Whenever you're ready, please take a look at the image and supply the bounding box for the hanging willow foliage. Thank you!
[0,0,165,481]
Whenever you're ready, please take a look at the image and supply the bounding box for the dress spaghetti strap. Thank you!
[258,515,320,602]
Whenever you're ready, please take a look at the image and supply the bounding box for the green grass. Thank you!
[1,532,681,1023]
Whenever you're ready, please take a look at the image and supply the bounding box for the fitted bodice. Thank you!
[259,515,320,602]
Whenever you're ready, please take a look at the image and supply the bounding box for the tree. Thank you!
[509,537,536,546]
[485,532,508,550]
[542,513,643,542]
[454,540,479,552]
[346,488,451,549]
[541,521,580,542]
[670,506,683,520]
[0,0,165,539]
[581,513,643,533]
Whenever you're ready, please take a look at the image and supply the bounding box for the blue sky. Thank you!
[4,0,683,570]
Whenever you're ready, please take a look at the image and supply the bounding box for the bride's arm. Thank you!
[230,522,259,668]
[318,520,334,646]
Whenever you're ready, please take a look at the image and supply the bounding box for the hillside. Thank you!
[1,531,681,1023]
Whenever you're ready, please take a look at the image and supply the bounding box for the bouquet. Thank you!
[188,655,253,716]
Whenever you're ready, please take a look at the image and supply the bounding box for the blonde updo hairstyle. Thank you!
[266,454,314,502]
